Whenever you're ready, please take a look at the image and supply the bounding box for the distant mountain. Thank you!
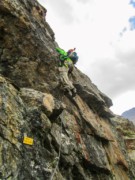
[121,107,135,123]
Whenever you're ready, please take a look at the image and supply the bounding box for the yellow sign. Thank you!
[23,137,34,145]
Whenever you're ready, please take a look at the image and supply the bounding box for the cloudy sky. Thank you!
[38,0,135,115]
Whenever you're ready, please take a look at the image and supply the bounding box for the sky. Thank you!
[37,0,135,115]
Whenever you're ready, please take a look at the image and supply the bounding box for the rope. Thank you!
[50,118,63,180]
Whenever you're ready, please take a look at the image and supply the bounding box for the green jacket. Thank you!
[56,48,73,68]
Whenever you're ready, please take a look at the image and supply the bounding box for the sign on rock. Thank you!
[23,137,34,145]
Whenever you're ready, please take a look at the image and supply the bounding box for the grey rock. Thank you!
[0,0,135,180]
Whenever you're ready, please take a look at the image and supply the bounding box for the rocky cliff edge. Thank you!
[0,0,135,179]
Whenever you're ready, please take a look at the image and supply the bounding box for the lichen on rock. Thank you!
[0,0,135,179]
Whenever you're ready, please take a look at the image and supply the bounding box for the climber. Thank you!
[56,47,78,97]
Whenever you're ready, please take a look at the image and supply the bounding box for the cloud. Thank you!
[111,91,135,114]
[38,0,75,24]
[76,0,90,3]
[119,27,127,36]
[86,57,135,99]
[85,34,135,99]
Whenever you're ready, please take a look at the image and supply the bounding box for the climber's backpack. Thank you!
[68,52,78,64]
[56,48,66,59]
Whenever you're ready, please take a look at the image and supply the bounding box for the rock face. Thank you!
[112,116,135,178]
[122,108,135,124]
[0,0,135,179]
